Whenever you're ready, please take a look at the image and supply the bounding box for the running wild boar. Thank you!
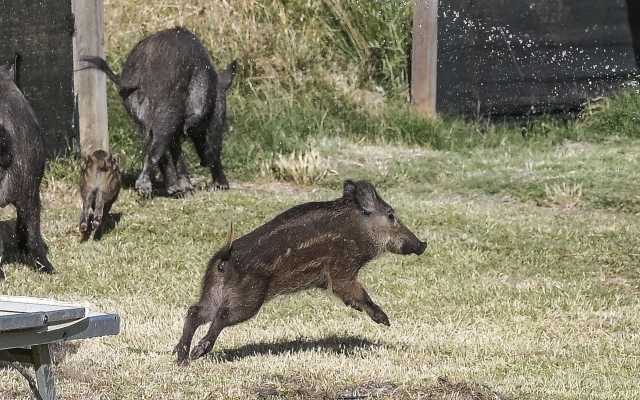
[82,27,238,198]
[79,150,121,240]
[174,179,427,364]
[0,56,54,279]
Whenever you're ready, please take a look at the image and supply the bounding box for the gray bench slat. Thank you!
[0,296,80,307]
[0,312,120,350]
[0,301,85,324]
[0,311,46,331]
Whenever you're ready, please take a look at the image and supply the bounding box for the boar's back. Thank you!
[0,80,46,172]
[119,27,216,104]
[230,200,364,274]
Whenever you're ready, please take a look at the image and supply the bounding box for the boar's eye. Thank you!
[388,213,395,223]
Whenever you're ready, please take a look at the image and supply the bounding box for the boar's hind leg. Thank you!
[15,200,54,274]
[136,117,177,197]
[333,280,390,326]
[160,151,180,197]
[190,284,268,361]
[188,309,226,361]
[174,304,206,365]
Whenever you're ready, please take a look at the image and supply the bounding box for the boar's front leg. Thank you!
[15,199,54,274]
[79,190,95,240]
[190,129,228,191]
[0,238,5,280]
[333,280,390,326]
[91,190,105,233]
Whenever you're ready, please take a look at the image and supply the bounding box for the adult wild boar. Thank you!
[82,27,238,197]
[0,57,54,279]
[79,150,121,240]
[174,180,427,364]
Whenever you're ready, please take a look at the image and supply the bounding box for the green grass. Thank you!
[2,134,640,399]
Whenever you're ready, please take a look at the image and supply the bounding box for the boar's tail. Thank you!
[80,56,121,87]
[0,126,13,170]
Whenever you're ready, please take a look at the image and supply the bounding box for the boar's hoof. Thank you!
[177,177,194,194]
[209,182,230,192]
[166,184,189,199]
[372,310,391,327]
[190,341,213,360]
[35,258,55,275]
[79,221,89,233]
[0,268,5,281]
[173,343,190,366]
[135,177,153,198]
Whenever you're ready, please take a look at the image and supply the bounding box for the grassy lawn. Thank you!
[1,135,639,399]
[2,1,640,398]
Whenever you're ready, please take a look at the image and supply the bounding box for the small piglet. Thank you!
[0,57,54,278]
[174,179,427,364]
[79,150,121,240]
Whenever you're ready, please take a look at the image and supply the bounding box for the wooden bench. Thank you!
[0,296,120,400]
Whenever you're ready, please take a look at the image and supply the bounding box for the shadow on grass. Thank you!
[92,212,122,241]
[213,335,384,362]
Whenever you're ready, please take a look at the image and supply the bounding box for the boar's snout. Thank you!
[399,236,427,256]
[402,239,427,256]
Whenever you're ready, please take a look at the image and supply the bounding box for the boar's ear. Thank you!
[343,180,357,199]
[343,180,377,214]
[220,222,235,260]
[218,60,239,91]
[109,153,120,169]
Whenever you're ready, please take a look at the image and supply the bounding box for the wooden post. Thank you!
[72,0,108,157]
[31,344,56,400]
[411,0,439,117]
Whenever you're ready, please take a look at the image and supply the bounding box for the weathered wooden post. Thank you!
[411,0,439,117]
[72,0,108,156]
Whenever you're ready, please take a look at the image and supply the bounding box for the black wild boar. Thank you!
[79,150,121,240]
[0,57,54,278]
[81,27,238,197]
[174,179,427,364]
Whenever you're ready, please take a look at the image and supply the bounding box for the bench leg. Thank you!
[31,344,56,400]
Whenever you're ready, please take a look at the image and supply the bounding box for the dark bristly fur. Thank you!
[79,150,121,240]
[0,58,54,279]
[81,27,238,198]
[174,179,428,365]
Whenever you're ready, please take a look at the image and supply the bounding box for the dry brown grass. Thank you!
[262,149,331,185]
[104,0,332,87]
